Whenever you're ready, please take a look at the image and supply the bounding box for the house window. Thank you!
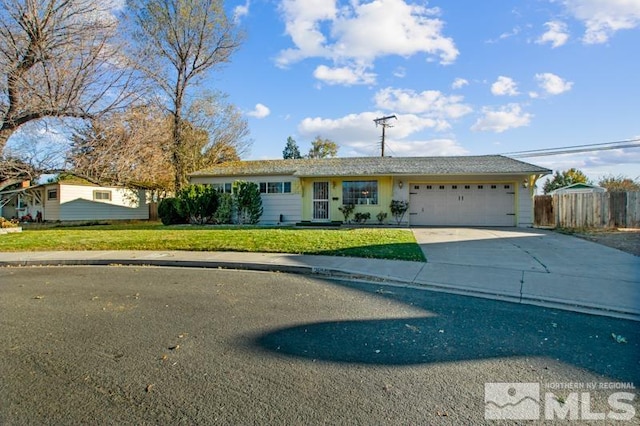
[478,185,483,189]
[259,182,292,194]
[504,185,510,189]
[465,185,470,189]
[342,181,378,205]
[93,190,112,201]
[491,185,497,189]
[211,183,232,193]
[439,185,445,190]
[47,189,58,200]
[426,185,432,189]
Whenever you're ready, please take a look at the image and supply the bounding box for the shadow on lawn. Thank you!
[253,280,640,384]
[314,242,425,262]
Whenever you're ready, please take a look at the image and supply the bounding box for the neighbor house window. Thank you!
[47,189,58,200]
[93,190,112,201]
[342,181,378,205]
[211,183,232,193]
[259,182,292,194]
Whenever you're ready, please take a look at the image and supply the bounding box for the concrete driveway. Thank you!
[411,227,640,318]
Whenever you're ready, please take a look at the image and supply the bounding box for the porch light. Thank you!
[398,180,403,189]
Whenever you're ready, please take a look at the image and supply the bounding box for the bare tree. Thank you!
[68,104,174,190]
[0,0,140,154]
[68,93,249,193]
[127,0,243,191]
[183,92,251,170]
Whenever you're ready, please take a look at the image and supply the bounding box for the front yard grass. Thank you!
[0,222,425,262]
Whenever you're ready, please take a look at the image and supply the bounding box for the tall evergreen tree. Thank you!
[282,136,302,159]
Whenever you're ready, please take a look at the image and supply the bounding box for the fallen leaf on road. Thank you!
[145,384,154,393]
[33,295,44,299]
[611,333,627,343]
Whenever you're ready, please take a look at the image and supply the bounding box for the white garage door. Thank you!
[409,183,516,226]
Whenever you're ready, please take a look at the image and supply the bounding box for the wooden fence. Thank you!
[534,191,640,229]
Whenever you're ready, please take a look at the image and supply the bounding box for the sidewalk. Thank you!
[1,244,639,321]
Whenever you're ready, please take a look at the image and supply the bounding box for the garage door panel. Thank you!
[409,183,515,227]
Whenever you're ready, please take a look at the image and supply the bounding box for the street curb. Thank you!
[2,258,638,322]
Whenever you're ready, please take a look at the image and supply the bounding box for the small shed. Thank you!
[549,183,606,195]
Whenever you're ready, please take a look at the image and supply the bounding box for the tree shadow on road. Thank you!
[254,279,640,384]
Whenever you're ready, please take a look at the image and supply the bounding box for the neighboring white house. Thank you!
[190,155,552,227]
[0,181,151,221]
[549,183,606,195]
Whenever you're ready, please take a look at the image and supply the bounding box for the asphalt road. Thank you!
[1,266,638,425]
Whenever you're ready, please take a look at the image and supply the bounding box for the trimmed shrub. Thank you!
[158,198,186,225]
[354,212,371,224]
[390,200,409,225]
[338,204,355,223]
[376,211,388,224]
[235,181,263,224]
[177,184,219,225]
[214,192,235,224]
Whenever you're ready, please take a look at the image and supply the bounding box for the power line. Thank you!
[502,137,640,157]
[510,142,640,158]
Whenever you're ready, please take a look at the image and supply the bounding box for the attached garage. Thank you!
[409,183,516,226]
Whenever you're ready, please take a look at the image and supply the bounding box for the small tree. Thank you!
[235,181,262,224]
[213,192,235,224]
[543,168,590,194]
[598,175,640,192]
[177,184,219,224]
[283,136,302,159]
[390,200,409,225]
[338,204,355,223]
[307,136,338,158]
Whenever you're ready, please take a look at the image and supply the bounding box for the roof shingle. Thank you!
[190,155,551,178]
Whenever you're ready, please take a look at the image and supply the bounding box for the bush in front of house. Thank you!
[214,192,235,224]
[177,184,220,225]
[235,181,263,224]
[338,204,355,223]
[376,211,388,224]
[390,200,409,225]
[158,198,187,225]
[354,212,371,224]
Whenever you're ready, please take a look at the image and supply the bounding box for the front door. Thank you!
[312,181,330,221]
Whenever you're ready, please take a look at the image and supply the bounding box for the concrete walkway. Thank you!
[1,227,638,321]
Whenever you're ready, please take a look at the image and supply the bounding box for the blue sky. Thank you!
[215,0,640,183]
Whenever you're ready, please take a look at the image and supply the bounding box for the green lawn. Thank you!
[0,222,425,262]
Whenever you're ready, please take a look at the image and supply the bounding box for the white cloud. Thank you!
[313,64,376,86]
[298,112,444,141]
[247,103,271,118]
[277,0,459,85]
[535,72,573,95]
[471,103,532,133]
[491,76,519,96]
[374,87,472,120]
[233,0,250,24]
[393,67,407,78]
[376,138,469,157]
[537,20,570,47]
[452,78,469,89]
[560,0,640,44]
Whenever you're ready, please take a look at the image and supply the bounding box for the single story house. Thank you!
[0,181,151,222]
[549,183,606,195]
[190,155,551,227]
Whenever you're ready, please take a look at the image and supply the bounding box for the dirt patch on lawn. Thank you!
[572,229,640,257]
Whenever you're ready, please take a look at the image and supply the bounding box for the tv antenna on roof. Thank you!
[374,115,397,157]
